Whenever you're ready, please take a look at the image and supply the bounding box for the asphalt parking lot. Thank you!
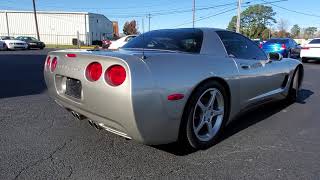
[0,49,319,180]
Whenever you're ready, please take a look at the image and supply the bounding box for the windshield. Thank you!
[122,29,203,53]
[17,37,38,41]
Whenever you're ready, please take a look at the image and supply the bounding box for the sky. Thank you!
[1,0,320,33]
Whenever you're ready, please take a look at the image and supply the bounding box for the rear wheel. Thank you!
[180,81,229,150]
[302,57,308,63]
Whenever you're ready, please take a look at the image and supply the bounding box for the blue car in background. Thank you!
[261,38,301,58]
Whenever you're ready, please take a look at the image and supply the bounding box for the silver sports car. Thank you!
[44,28,303,150]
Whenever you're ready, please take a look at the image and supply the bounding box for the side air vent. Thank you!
[281,75,289,88]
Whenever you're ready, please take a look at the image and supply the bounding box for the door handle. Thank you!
[240,64,250,69]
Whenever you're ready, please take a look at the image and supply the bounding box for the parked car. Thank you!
[15,36,45,49]
[102,39,112,49]
[262,38,301,58]
[300,38,320,63]
[44,28,303,150]
[0,36,28,50]
[108,35,137,50]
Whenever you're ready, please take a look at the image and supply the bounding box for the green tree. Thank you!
[290,24,300,38]
[227,5,276,39]
[304,27,317,39]
[123,20,138,35]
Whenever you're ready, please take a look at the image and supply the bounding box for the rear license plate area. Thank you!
[65,78,82,99]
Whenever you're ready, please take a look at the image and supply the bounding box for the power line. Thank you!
[261,0,320,18]
[173,7,237,28]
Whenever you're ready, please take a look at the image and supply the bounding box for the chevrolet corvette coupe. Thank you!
[44,28,303,150]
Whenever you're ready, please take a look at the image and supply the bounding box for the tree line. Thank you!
[227,5,318,40]
[119,5,318,40]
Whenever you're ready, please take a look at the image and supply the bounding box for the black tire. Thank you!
[287,68,300,103]
[3,43,8,51]
[179,81,230,150]
[302,57,308,63]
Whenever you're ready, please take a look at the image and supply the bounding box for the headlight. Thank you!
[30,43,36,45]
[9,43,13,45]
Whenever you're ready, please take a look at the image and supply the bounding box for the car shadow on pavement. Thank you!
[153,89,314,156]
[0,54,47,99]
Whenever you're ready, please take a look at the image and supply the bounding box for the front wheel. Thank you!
[3,43,8,51]
[180,81,229,150]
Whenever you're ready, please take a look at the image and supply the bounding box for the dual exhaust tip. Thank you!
[88,120,103,130]
[70,111,105,131]
[71,111,86,120]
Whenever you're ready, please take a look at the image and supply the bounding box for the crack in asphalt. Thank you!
[13,140,70,180]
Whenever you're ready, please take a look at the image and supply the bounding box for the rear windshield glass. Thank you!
[309,39,320,44]
[122,29,203,53]
[266,39,288,44]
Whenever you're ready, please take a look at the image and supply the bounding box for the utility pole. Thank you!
[32,0,40,40]
[192,0,195,28]
[147,13,151,31]
[236,0,241,33]
[5,11,10,36]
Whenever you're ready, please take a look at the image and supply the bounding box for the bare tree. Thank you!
[277,18,289,32]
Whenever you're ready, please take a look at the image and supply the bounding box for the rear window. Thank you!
[309,39,320,44]
[266,39,288,44]
[122,29,203,53]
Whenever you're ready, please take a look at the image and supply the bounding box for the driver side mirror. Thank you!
[268,52,283,61]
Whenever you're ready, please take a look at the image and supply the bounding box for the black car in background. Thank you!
[15,36,45,49]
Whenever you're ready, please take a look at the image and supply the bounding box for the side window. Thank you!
[216,31,267,60]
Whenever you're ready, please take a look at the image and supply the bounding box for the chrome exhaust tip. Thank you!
[88,120,94,127]
[71,111,86,120]
[93,122,103,130]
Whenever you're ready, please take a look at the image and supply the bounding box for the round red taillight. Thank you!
[86,62,102,81]
[105,65,126,86]
[51,57,58,72]
[46,56,51,70]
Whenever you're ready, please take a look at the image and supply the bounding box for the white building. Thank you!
[0,10,113,45]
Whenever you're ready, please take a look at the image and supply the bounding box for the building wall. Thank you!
[0,11,113,45]
[88,13,113,41]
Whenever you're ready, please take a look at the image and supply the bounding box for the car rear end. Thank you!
[44,50,146,142]
[301,39,320,61]
[262,39,289,57]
